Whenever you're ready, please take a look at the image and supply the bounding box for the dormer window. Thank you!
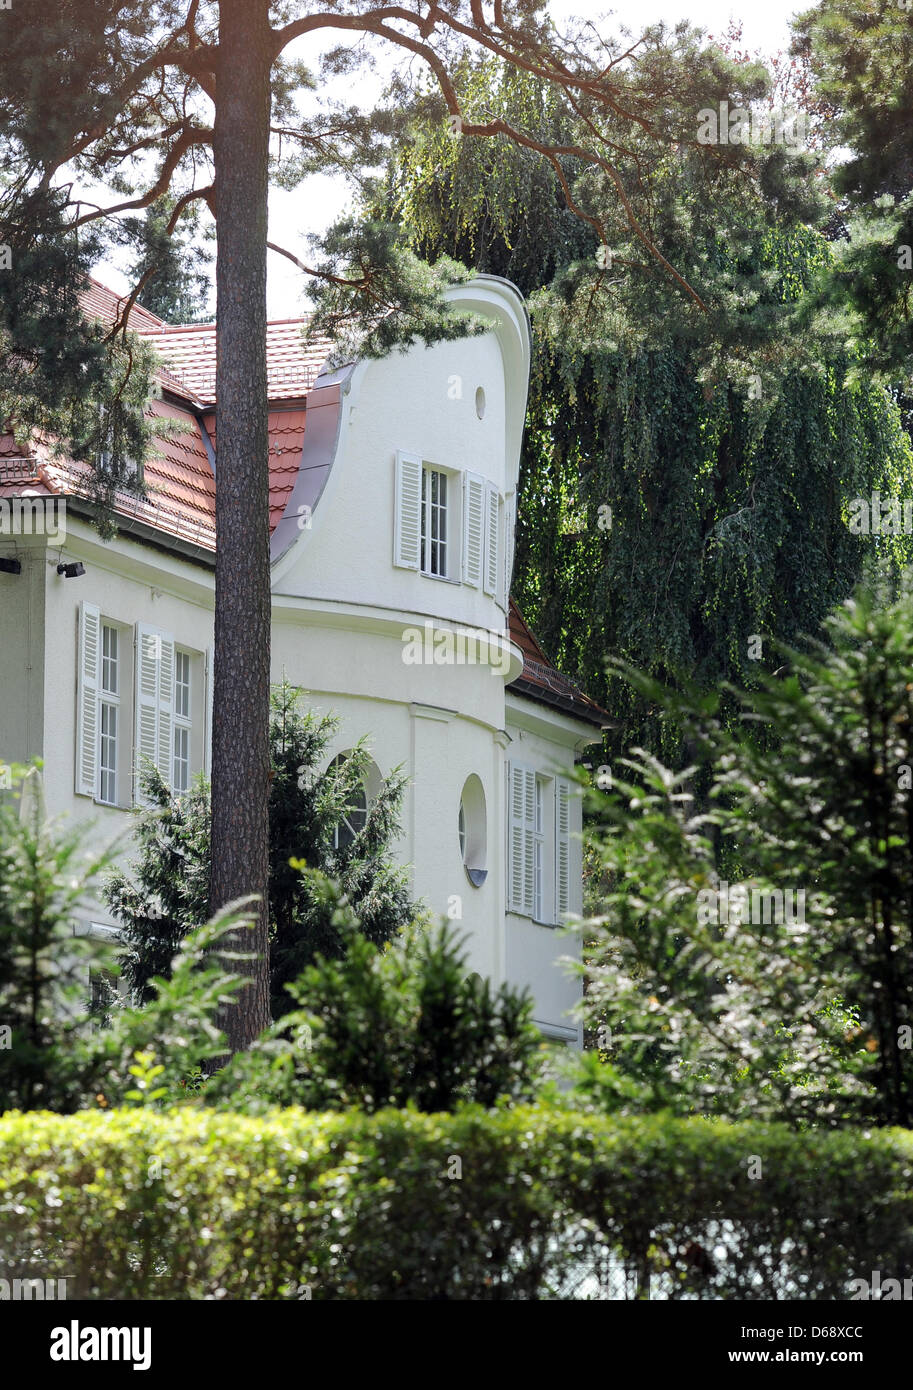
[393,451,503,603]
[421,466,448,577]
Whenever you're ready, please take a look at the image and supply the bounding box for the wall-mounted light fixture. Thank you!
[56,561,85,578]
[0,558,22,576]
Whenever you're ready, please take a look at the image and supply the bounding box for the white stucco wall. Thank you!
[0,536,46,768]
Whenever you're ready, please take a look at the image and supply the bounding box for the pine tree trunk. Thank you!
[210,0,273,1049]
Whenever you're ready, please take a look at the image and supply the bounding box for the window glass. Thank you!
[99,622,120,804]
[421,466,448,576]
[173,725,190,793]
[173,650,193,792]
[99,702,117,805]
[101,624,118,695]
[329,753,369,851]
[175,651,191,719]
[459,775,488,886]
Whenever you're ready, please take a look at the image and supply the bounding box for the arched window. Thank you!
[328,752,369,852]
[458,774,487,887]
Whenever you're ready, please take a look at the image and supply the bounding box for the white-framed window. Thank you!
[98,623,119,805]
[394,451,477,587]
[507,762,573,924]
[421,465,449,577]
[173,649,192,792]
[77,604,206,806]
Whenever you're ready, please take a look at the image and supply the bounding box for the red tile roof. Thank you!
[145,319,329,405]
[204,408,307,533]
[81,277,168,333]
[507,600,609,727]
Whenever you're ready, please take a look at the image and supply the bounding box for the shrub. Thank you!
[207,897,545,1112]
[0,1104,911,1299]
[0,768,251,1113]
[0,770,116,1112]
[580,578,913,1127]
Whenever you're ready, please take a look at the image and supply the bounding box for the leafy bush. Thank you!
[106,680,418,1015]
[0,768,250,1113]
[207,890,544,1112]
[580,579,913,1127]
[1,1104,911,1299]
[0,769,116,1111]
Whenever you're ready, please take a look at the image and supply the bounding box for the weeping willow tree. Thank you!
[368,35,913,759]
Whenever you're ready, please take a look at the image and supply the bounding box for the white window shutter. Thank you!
[522,767,536,916]
[393,451,422,570]
[204,645,214,776]
[484,483,500,597]
[462,472,485,588]
[503,495,515,606]
[508,762,525,913]
[135,625,159,793]
[75,602,101,797]
[157,636,175,784]
[556,779,572,918]
[134,625,175,797]
[508,762,536,917]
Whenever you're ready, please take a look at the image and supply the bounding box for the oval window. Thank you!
[475,386,486,419]
[458,774,487,886]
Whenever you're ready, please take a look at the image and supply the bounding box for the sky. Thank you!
[92,0,809,318]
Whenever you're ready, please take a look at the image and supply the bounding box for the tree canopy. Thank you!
[367,46,913,757]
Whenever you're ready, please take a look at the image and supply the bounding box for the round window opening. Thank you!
[475,386,486,419]
[458,774,487,887]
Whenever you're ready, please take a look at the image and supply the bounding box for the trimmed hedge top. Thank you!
[2,1105,912,1299]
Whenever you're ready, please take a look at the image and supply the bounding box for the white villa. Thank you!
[0,274,607,1043]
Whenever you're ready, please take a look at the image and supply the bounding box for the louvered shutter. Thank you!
[503,496,514,607]
[462,472,485,587]
[204,645,214,776]
[393,451,422,569]
[508,762,536,917]
[484,483,500,596]
[75,602,101,796]
[134,625,175,798]
[157,637,174,783]
[556,779,572,918]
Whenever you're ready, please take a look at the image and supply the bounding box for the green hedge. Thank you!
[1,1105,912,1299]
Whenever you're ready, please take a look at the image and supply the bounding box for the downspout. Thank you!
[192,407,217,478]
